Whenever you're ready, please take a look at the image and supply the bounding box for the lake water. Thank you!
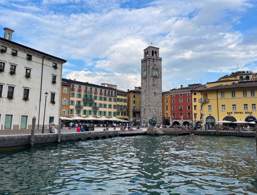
[0,135,256,194]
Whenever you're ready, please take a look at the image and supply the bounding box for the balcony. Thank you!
[75,104,83,110]
[198,98,209,104]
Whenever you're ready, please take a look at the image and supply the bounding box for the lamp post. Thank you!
[42,92,48,134]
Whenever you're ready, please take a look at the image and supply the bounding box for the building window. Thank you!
[23,88,29,101]
[252,104,256,111]
[243,90,247,97]
[250,90,255,97]
[27,54,32,61]
[0,61,5,72]
[25,68,31,78]
[11,49,17,56]
[52,75,56,84]
[52,63,58,69]
[7,86,14,99]
[221,104,226,112]
[208,105,212,112]
[63,87,68,93]
[194,105,197,110]
[20,115,28,129]
[243,104,248,111]
[231,90,236,97]
[10,64,16,75]
[49,116,54,124]
[0,84,3,97]
[50,92,55,104]
[0,45,7,53]
[193,98,196,102]
[178,106,182,111]
[187,106,191,110]
[4,114,13,129]
[232,104,237,111]
[220,91,224,98]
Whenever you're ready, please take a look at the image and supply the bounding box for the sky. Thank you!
[0,0,257,90]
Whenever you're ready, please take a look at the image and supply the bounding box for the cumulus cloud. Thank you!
[66,70,140,90]
[0,0,256,90]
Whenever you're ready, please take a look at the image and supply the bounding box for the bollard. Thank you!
[30,117,36,147]
[58,118,61,143]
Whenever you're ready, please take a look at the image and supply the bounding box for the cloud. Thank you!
[66,70,140,90]
[0,0,256,90]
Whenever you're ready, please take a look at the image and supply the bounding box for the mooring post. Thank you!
[30,117,36,147]
[58,118,61,143]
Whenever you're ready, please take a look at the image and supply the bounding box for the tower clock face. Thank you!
[152,66,159,78]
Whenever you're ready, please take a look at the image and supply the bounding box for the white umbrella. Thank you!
[217,120,232,124]
[84,116,99,121]
[72,116,86,120]
[60,116,72,121]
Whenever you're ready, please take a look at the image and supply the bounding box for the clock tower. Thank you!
[141,46,162,125]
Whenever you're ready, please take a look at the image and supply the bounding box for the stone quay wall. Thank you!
[0,130,147,148]
[0,128,255,149]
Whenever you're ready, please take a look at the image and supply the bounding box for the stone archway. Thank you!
[223,116,237,128]
[195,121,202,129]
[223,116,237,122]
[182,121,190,127]
[245,116,257,127]
[172,121,180,127]
[205,116,216,129]
[245,116,257,123]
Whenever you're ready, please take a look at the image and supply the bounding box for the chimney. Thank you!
[3,27,14,41]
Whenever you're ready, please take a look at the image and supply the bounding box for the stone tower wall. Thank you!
[141,46,162,125]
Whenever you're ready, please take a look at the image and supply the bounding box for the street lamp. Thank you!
[42,92,48,133]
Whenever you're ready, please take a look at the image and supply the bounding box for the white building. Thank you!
[0,28,66,131]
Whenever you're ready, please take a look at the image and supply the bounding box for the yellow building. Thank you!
[192,89,204,124]
[162,91,171,124]
[198,81,257,128]
[127,87,141,124]
[192,71,257,128]
[116,90,128,120]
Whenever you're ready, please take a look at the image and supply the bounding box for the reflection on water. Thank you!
[0,136,256,194]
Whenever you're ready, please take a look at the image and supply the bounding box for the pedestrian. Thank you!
[76,125,81,133]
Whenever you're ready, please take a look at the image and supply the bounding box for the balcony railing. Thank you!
[198,98,209,104]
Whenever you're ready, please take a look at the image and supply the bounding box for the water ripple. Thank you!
[0,135,256,194]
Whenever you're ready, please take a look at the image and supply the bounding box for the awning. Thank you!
[60,117,72,121]
[217,120,232,124]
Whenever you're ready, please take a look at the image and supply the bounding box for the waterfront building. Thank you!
[0,28,66,130]
[192,71,257,128]
[162,91,172,125]
[141,46,162,125]
[198,81,257,128]
[127,87,141,125]
[169,84,202,127]
[61,79,118,118]
[61,81,71,117]
[116,90,128,120]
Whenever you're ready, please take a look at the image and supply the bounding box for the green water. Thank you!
[0,136,256,194]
